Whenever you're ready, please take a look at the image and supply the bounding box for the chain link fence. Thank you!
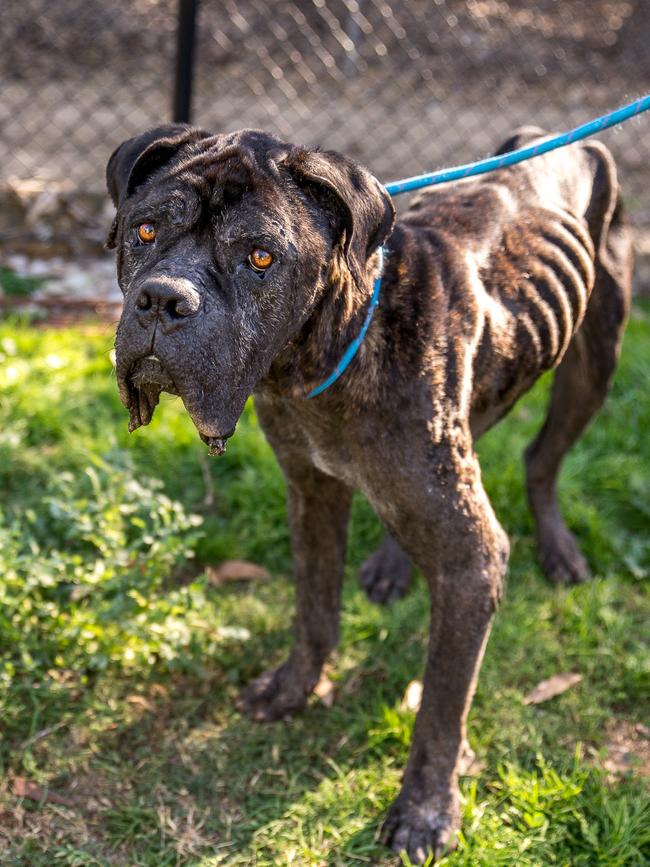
[1,0,649,229]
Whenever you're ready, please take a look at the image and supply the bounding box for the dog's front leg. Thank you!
[239,459,352,721]
[370,447,509,863]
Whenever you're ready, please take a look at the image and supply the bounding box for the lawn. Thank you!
[0,304,648,866]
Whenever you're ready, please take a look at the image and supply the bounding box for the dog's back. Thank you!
[398,130,633,435]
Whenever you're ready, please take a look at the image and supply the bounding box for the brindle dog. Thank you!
[106,124,632,863]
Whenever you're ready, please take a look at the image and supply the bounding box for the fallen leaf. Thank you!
[313,671,335,707]
[11,777,75,807]
[150,683,169,699]
[207,560,271,585]
[126,694,154,711]
[400,680,423,712]
[523,672,582,705]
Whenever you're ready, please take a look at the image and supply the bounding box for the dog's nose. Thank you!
[134,277,201,327]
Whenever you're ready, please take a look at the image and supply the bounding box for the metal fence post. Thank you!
[173,0,199,123]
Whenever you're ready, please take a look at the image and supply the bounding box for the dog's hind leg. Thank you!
[525,181,632,584]
[358,533,412,603]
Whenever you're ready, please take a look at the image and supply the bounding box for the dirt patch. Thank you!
[601,719,650,782]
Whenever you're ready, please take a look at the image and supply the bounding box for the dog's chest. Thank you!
[304,426,357,485]
[267,396,362,486]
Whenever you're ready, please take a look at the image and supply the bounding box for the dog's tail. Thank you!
[493,126,547,156]
[581,140,633,318]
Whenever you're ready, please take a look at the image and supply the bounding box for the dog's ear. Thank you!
[106,124,211,208]
[281,147,395,287]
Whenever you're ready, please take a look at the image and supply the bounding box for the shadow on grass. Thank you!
[79,583,429,863]
[5,523,649,865]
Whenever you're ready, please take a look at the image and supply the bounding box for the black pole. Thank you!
[173,0,199,123]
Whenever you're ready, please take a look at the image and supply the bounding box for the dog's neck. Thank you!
[265,245,386,403]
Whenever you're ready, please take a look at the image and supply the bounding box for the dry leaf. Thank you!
[400,680,423,712]
[126,694,154,711]
[523,672,582,705]
[150,683,169,699]
[313,671,335,707]
[207,559,271,585]
[11,776,75,806]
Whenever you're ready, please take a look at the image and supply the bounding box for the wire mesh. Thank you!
[1,0,649,223]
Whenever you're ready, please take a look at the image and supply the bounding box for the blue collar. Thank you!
[306,245,384,398]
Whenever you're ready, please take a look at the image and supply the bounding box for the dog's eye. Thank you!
[136,222,157,244]
[248,248,274,272]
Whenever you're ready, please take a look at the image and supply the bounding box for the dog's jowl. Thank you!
[106,124,632,863]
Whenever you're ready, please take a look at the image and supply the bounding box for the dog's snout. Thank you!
[134,277,201,327]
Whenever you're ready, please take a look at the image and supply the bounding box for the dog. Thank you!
[106,124,632,863]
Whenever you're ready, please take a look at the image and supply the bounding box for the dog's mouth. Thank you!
[122,355,234,456]
[124,355,179,432]
[198,431,229,456]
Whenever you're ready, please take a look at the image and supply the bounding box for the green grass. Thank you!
[0,307,648,866]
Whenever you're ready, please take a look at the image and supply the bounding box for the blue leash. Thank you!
[385,94,650,195]
[307,94,650,399]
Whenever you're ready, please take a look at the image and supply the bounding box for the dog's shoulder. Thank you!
[397,177,526,275]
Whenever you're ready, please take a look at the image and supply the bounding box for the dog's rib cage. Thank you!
[466,205,597,432]
[523,210,595,364]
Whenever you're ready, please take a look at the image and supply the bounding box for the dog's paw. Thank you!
[381,797,459,864]
[539,524,590,585]
[237,664,312,722]
[358,540,412,604]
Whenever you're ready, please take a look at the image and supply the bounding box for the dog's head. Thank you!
[106,124,394,453]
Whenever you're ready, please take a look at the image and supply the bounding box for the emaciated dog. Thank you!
[106,124,632,863]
